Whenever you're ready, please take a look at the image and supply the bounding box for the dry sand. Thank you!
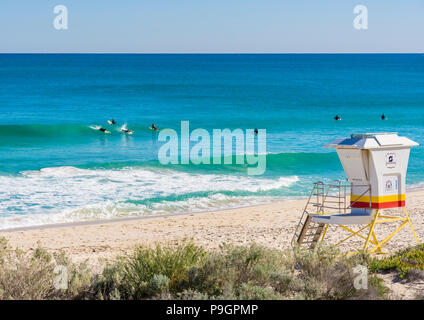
[1,190,423,267]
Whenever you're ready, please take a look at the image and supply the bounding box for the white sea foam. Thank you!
[406,182,424,192]
[0,166,299,230]
[89,125,101,130]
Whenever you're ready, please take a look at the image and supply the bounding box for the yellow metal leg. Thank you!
[337,224,377,246]
[369,221,409,253]
[403,207,419,244]
[364,210,379,251]
[371,231,382,253]
[317,207,418,255]
[321,224,329,242]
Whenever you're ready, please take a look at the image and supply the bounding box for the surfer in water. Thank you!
[151,123,159,131]
[334,115,341,121]
[254,128,259,135]
[381,114,386,120]
[108,119,117,125]
[98,127,110,134]
[120,124,134,134]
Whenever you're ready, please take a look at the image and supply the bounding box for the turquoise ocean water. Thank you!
[0,54,423,229]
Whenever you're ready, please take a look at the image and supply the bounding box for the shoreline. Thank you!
[0,198,297,233]
[1,189,423,267]
[2,183,423,233]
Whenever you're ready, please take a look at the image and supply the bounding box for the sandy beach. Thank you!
[1,190,423,266]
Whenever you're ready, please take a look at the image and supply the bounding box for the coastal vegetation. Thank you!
[1,237,423,300]
[369,244,424,278]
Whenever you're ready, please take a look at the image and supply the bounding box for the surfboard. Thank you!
[90,125,110,133]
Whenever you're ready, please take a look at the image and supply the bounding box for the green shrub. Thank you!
[176,289,209,300]
[182,244,289,298]
[147,274,170,296]
[94,242,206,299]
[289,245,360,300]
[368,275,390,299]
[236,283,284,300]
[89,260,126,300]
[0,237,92,300]
[369,244,424,278]
[0,237,393,300]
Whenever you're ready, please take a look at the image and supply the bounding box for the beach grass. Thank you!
[0,237,399,300]
[0,237,92,299]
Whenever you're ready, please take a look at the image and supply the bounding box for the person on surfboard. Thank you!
[334,115,341,121]
[98,127,110,134]
[108,119,117,125]
[120,124,134,134]
[151,123,159,131]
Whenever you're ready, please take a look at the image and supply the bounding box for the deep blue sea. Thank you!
[0,54,423,229]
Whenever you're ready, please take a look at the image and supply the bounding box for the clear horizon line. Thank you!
[0,52,423,55]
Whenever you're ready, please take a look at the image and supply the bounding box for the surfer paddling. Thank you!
[120,124,134,135]
[98,127,110,134]
[150,123,159,131]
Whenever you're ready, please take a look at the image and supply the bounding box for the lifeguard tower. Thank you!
[292,132,419,254]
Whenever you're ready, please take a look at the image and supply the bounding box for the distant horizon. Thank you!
[1,52,423,55]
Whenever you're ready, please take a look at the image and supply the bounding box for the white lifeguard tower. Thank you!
[292,132,419,254]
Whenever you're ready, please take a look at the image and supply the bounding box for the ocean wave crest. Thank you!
[0,165,299,229]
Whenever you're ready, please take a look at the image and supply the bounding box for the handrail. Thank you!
[293,181,373,248]
[311,180,372,213]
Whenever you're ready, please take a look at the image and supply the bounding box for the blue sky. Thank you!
[0,0,423,53]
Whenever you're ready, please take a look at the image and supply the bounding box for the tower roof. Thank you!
[324,132,419,149]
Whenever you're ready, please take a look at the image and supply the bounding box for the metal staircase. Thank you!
[292,181,349,249]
